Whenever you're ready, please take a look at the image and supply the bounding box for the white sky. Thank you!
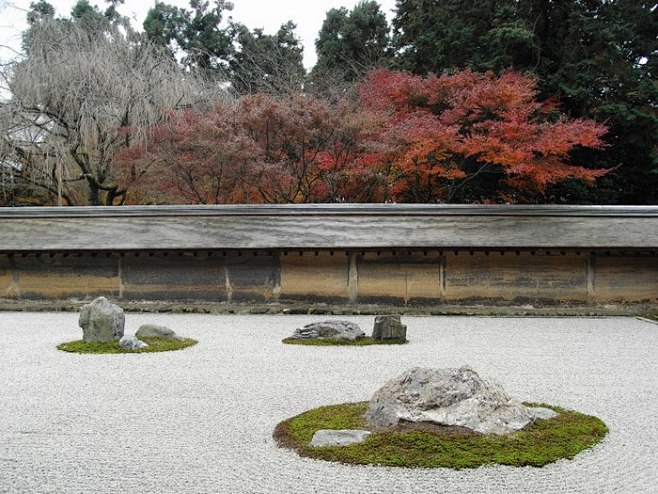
[0,0,397,68]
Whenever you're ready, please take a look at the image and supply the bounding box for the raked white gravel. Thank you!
[1,313,656,494]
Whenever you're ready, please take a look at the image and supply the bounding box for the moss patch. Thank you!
[57,337,198,354]
[282,337,408,346]
[274,401,608,469]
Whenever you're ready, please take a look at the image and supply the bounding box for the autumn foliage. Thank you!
[359,69,608,202]
[115,69,608,204]
[115,93,387,204]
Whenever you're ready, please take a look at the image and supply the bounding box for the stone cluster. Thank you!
[78,297,184,351]
[290,315,407,342]
[311,365,559,448]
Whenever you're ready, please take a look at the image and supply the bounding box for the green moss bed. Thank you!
[57,337,198,354]
[274,401,608,469]
[282,337,408,346]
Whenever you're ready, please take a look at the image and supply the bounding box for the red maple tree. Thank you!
[115,93,385,204]
[358,69,608,202]
[116,69,608,204]
[114,104,261,204]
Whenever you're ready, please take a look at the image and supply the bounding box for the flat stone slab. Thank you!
[529,407,560,420]
[310,429,371,447]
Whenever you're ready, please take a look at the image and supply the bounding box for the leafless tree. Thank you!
[0,20,223,206]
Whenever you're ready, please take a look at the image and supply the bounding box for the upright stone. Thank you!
[371,315,407,340]
[79,297,125,342]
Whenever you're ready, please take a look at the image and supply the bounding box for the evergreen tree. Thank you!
[143,0,235,76]
[313,1,390,83]
[26,1,55,26]
[23,0,132,53]
[230,21,305,96]
[393,0,536,73]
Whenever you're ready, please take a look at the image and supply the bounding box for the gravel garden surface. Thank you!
[1,313,656,494]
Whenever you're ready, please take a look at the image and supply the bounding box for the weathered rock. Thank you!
[291,320,365,341]
[119,335,149,350]
[365,366,535,435]
[529,406,559,420]
[79,297,125,343]
[310,429,371,447]
[371,315,407,340]
[135,324,182,340]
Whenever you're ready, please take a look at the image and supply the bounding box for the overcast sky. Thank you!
[0,0,398,68]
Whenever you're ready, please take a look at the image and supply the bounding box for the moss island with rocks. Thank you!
[282,316,409,346]
[282,337,408,346]
[58,337,198,354]
[274,401,607,469]
[274,366,608,469]
[58,297,197,354]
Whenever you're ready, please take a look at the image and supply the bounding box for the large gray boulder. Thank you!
[291,321,365,341]
[371,315,407,340]
[135,324,182,340]
[365,366,535,435]
[79,297,125,342]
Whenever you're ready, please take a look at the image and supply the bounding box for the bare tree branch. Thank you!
[0,19,223,205]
